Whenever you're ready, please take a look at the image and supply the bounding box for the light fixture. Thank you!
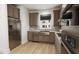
[41,12,50,15]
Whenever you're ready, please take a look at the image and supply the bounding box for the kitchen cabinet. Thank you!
[39,32,55,43]
[53,10,60,26]
[62,4,79,25]
[28,31,55,43]
[8,5,14,18]
[28,31,39,41]
[39,32,51,43]
[50,32,55,43]
[62,4,73,14]
[13,7,20,19]
[29,13,38,27]
[7,4,20,19]
[72,8,79,25]
[28,31,33,41]
[39,35,49,43]
[33,32,39,41]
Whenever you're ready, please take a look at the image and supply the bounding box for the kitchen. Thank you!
[8,4,65,54]
[0,4,79,54]
[10,4,61,54]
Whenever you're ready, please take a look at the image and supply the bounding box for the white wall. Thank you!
[18,6,29,44]
[0,4,10,53]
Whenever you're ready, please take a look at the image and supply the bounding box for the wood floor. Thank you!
[11,42,56,54]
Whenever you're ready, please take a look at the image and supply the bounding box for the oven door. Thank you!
[61,44,69,54]
[66,36,76,49]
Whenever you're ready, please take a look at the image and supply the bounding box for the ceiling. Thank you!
[20,4,59,10]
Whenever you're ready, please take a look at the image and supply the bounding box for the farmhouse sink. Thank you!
[39,31,50,35]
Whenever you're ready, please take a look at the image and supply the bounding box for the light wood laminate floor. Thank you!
[11,42,56,54]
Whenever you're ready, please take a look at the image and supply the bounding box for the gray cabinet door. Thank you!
[39,35,50,43]
[8,4,20,19]
[28,31,33,41]
[53,10,60,26]
[28,32,55,43]
[13,7,20,19]
[49,32,55,43]
[8,5,14,17]
[39,35,45,42]
[33,32,39,41]
[29,13,38,27]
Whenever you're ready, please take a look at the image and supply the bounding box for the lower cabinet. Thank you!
[33,32,39,41]
[28,31,33,41]
[28,31,55,43]
[28,31,39,41]
[50,32,55,43]
[39,35,50,43]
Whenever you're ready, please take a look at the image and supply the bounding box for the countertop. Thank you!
[29,27,61,32]
[62,26,79,38]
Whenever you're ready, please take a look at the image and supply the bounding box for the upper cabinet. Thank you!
[7,4,20,19]
[29,13,38,27]
[53,9,61,26]
[62,4,79,25]
[13,7,20,19]
[62,4,73,14]
[8,5,14,18]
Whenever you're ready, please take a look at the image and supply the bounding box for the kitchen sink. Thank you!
[39,31,50,35]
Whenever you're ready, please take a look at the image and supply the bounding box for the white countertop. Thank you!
[29,27,61,32]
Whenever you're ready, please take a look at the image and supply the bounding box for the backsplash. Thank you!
[40,20,51,29]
